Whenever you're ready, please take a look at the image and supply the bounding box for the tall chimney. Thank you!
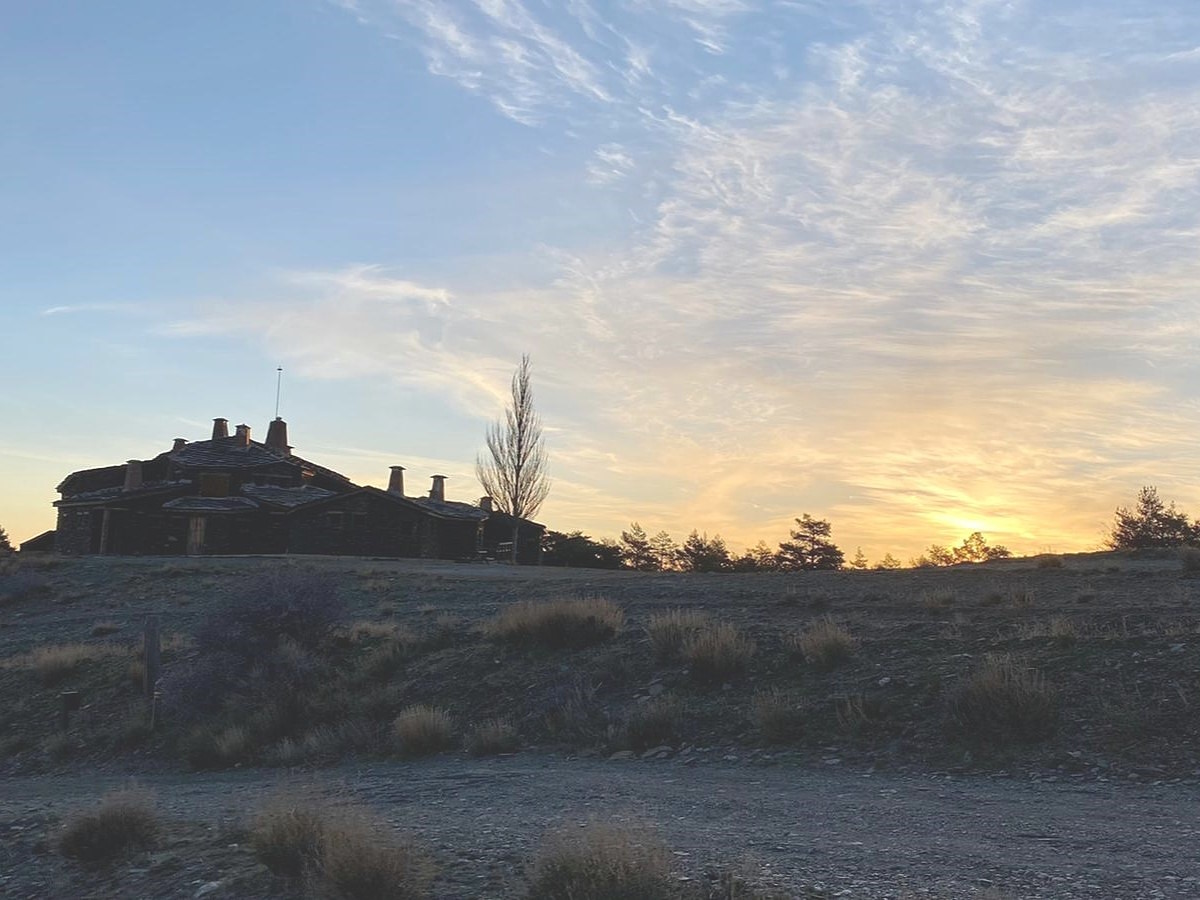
[172,438,188,452]
[388,466,406,495]
[123,460,143,492]
[479,496,493,513]
[265,417,289,453]
[234,424,251,447]
[429,474,446,503]
[212,418,229,440]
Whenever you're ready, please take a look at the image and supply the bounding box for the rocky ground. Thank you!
[1,551,1198,897]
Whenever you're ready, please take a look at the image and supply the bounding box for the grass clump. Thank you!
[947,654,1057,745]
[527,822,674,900]
[646,609,711,661]
[751,688,806,743]
[919,590,957,611]
[792,617,857,671]
[683,622,755,683]
[58,788,159,863]
[392,705,454,758]
[90,620,120,636]
[623,696,680,751]
[466,718,519,756]
[251,798,434,898]
[487,597,623,649]
[29,642,116,685]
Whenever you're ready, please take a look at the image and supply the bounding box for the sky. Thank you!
[3,0,1200,561]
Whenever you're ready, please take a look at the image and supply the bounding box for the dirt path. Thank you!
[4,756,1199,898]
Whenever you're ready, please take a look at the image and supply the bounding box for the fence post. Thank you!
[143,615,160,706]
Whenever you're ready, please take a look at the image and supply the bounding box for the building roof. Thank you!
[162,496,260,513]
[409,496,489,522]
[240,484,338,509]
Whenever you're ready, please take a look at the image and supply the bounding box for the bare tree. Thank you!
[476,355,551,562]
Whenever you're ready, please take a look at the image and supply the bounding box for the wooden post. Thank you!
[143,616,160,705]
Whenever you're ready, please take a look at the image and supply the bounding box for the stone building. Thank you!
[52,416,541,560]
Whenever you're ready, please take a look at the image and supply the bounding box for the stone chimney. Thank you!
[172,438,188,452]
[387,466,406,496]
[212,418,229,440]
[265,417,289,453]
[479,496,493,513]
[123,460,143,492]
[234,424,251,447]
[429,474,447,503]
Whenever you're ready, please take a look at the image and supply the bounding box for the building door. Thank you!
[187,517,207,556]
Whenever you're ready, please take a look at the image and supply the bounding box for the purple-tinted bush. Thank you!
[196,570,346,657]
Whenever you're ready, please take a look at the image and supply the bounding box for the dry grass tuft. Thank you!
[791,617,858,671]
[1009,586,1036,607]
[90,620,120,637]
[58,788,159,863]
[251,798,434,898]
[466,718,520,756]
[527,821,674,900]
[947,654,1057,745]
[1035,555,1064,569]
[919,590,957,611]
[487,597,623,649]
[751,688,806,743]
[27,643,118,684]
[392,705,454,758]
[623,696,680,751]
[646,609,711,661]
[1016,615,1079,645]
[684,622,755,683]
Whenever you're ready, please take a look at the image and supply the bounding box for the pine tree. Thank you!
[849,547,869,570]
[675,531,731,573]
[649,531,678,572]
[0,525,12,556]
[619,522,655,571]
[875,553,902,570]
[777,515,844,571]
[1109,486,1199,550]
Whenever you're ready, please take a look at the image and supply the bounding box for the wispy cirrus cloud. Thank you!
[179,0,1200,557]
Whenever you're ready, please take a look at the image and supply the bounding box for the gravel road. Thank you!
[4,755,1199,898]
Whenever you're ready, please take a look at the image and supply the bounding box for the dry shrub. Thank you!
[59,788,158,863]
[467,718,519,756]
[646,609,711,661]
[528,822,675,900]
[919,590,957,611]
[30,643,116,685]
[1035,554,1064,569]
[320,815,434,900]
[90,621,120,636]
[684,623,755,683]
[1016,616,1079,645]
[359,627,418,680]
[392,705,454,758]
[542,679,607,743]
[792,617,857,671]
[751,688,806,743]
[947,654,1056,744]
[184,723,253,769]
[1180,547,1200,574]
[268,721,381,767]
[252,799,433,899]
[349,620,402,641]
[624,696,680,751]
[487,597,623,649]
[1009,586,1036,607]
[835,693,877,736]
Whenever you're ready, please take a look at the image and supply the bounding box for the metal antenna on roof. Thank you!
[274,367,283,419]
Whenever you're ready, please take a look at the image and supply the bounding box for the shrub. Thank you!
[623,697,680,751]
[1181,546,1200,574]
[1035,555,1064,569]
[487,597,623,649]
[319,814,434,900]
[947,654,1057,744]
[751,688,806,743]
[919,590,956,611]
[0,570,52,605]
[683,622,755,683]
[196,569,346,660]
[58,788,159,863]
[527,822,674,900]
[392,705,454,758]
[646,609,711,661]
[30,643,115,685]
[252,799,434,899]
[792,617,857,671]
[183,723,253,769]
[540,679,607,744]
[251,801,327,877]
[90,621,120,636]
[466,718,519,757]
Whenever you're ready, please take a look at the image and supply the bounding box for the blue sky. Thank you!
[3,0,1200,560]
